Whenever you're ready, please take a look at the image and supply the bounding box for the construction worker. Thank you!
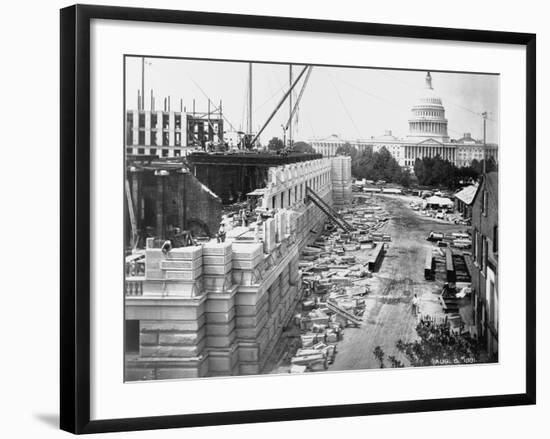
[412,294,420,316]
[216,223,226,243]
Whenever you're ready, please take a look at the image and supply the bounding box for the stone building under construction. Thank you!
[124,155,353,380]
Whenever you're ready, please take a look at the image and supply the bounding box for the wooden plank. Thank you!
[424,249,434,280]
[445,248,456,282]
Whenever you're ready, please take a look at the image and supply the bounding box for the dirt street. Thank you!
[328,194,465,370]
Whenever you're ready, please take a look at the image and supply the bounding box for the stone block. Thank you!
[139,332,158,346]
[206,330,236,348]
[205,308,235,324]
[202,261,233,275]
[263,219,276,253]
[235,312,268,329]
[140,341,205,358]
[202,241,232,256]
[140,316,206,333]
[163,279,203,297]
[144,250,164,279]
[238,344,260,363]
[125,367,155,381]
[205,295,235,313]
[156,367,201,380]
[232,255,262,270]
[235,289,266,307]
[231,242,263,260]
[236,324,266,340]
[165,267,202,281]
[158,331,205,346]
[167,245,203,260]
[160,259,202,271]
[203,254,232,265]
[232,269,262,286]
[206,320,236,336]
[126,297,206,321]
[235,299,268,317]
[239,363,261,375]
[207,344,239,374]
[141,280,165,296]
[203,273,233,292]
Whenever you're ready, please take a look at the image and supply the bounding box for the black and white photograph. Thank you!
[124,56,499,381]
[0,0,543,436]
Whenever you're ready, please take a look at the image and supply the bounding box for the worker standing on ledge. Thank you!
[216,223,226,243]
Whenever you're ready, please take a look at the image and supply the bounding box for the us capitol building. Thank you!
[309,72,498,169]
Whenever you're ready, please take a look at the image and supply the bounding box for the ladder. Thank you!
[305,186,355,233]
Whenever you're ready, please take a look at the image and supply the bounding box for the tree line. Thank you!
[336,144,412,187]
[335,142,496,189]
[266,137,316,153]
[265,139,496,189]
[414,156,497,188]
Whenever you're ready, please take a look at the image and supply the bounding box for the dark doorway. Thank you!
[125,320,140,353]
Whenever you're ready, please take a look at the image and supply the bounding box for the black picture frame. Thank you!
[60,4,536,434]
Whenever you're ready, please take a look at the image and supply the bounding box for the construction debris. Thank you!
[282,195,394,372]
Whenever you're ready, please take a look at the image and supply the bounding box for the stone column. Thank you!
[145,112,151,146]
[129,168,142,224]
[132,110,139,146]
[177,168,188,231]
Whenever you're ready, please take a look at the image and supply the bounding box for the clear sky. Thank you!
[125,56,499,145]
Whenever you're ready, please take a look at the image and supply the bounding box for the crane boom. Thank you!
[250,65,309,146]
[285,66,313,130]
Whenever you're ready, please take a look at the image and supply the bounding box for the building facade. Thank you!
[470,172,498,360]
[124,156,353,380]
[125,103,224,158]
[309,72,498,169]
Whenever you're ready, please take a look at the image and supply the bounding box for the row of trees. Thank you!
[265,139,496,189]
[266,137,316,153]
[414,156,497,189]
[336,144,412,187]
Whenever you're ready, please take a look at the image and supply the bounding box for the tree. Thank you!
[396,320,483,367]
[292,141,315,153]
[335,142,358,160]
[400,168,412,188]
[350,146,404,184]
[267,137,284,151]
[413,156,479,189]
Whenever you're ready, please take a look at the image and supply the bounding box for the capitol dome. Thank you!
[407,72,449,142]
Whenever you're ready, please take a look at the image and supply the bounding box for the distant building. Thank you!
[125,96,224,158]
[309,72,498,169]
[308,134,372,157]
[454,133,498,168]
[470,172,498,360]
